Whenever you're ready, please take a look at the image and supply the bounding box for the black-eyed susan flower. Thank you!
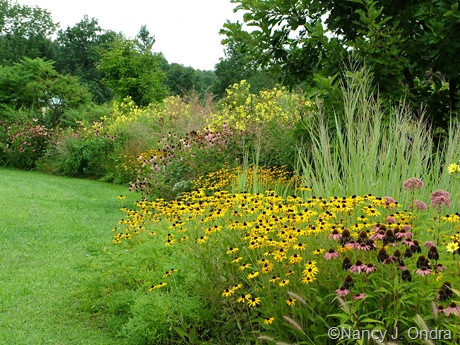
[293,242,306,250]
[248,271,260,279]
[269,276,280,283]
[231,256,243,263]
[237,293,252,303]
[264,316,275,325]
[313,248,324,255]
[286,298,296,306]
[301,275,316,284]
[226,247,239,254]
[247,297,261,307]
[279,279,290,287]
[222,288,234,297]
[289,254,303,264]
[230,283,243,292]
[197,235,208,244]
[239,263,251,270]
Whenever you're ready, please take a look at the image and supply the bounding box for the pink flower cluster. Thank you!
[430,190,451,208]
[403,177,424,191]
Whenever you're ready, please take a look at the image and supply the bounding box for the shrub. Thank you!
[1,116,52,169]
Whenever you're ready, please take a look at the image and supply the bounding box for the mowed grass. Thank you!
[0,168,134,345]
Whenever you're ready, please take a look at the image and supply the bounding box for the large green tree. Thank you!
[54,16,116,104]
[0,57,91,127]
[0,0,57,64]
[222,0,460,126]
[97,27,167,106]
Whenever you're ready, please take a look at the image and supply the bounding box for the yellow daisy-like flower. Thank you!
[117,195,126,200]
[279,279,290,287]
[264,316,275,325]
[446,241,459,253]
[230,283,243,292]
[303,266,319,278]
[286,298,296,306]
[247,297,262,307]
[313,248,324,255]
[237,293,252,303]
[289,254,303,264]
[226,247,239,254]
[239,263,252,270]
[269,276,280,283]
[293,242,306,250]
[231,256,243,263]
[197,236,208,244]
[304,260,317,269]
[248,271,260,279]
[448,163,460,174]
[149,282,167,291]
[301,276,316,284]
[222,288,234,297]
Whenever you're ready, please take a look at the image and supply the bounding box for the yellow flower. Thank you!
[264,317,275,325]
[231,256,243,263]
[149,282,167,291]
[301,276,316,284]
[448,163,460,174]
[248,271,260,279]
[237,293,252,303]
[279,279,290,287]
[446,241,459,253]
[286,298,296,306]
[230,283,243,292]
[289,254,303,264]
[313,248,324,255]
[226,247,239,254]
[197,236,208,244]
[222,288,234,297]
[239,263,252,271]
[117,195,126,200]
[247,297,262,307]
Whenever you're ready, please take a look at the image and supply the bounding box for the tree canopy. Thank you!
[222,0,460,126]
[0,0,57,64]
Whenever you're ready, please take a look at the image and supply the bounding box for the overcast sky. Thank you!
[15,0,243,70]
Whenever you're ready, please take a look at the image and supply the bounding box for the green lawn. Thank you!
[0,168,134,344]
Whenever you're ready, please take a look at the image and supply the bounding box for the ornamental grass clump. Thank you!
[113,168,460,344]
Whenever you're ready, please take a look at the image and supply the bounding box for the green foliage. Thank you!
[54,16,116,104]
[97,33,167,106]
[0,57,92,127]
[222,0,460,127]
[0,0,57,64]
[0,115,52,169]
[212,41,276,98]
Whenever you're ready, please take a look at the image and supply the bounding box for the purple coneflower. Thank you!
[364,263,377,274]
[324,248,339,260]
[336,286,350,296]
[396,229,413,239]
[328,229,342,241]
[443,302,460,316]
[416,266,431,276]
[424,241,436,248]
[353,293,366,300]
[350,260,366,273]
